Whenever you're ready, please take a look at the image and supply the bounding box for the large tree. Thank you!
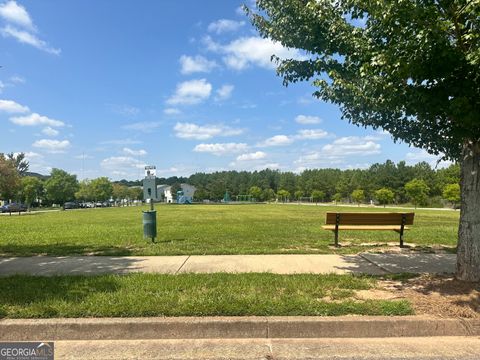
[351,189,365,206]
[0,152,29,176]
[0,156,20,201]
[375,188,395,207]
[75,180,94,202]
[20,176,44,210]
[405,178,430,208]
[443,183,461,208]
[90,177,113,202]
[7,152,29,175]
[45,169,79,207]
[249,0,480,281]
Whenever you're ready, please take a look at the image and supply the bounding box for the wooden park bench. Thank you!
[322,212,415,247]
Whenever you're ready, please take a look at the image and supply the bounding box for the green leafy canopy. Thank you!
[250,0,480,159]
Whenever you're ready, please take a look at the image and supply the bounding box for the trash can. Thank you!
[143,210,157,241]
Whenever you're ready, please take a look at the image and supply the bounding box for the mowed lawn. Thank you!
[0,204,459,256]
[0,273,412,318]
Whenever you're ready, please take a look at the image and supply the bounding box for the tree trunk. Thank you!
[456,141,480,282]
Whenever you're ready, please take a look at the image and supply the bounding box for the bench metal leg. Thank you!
[334,213,340,247]
[394,229,405,248]
[399,219,405,248]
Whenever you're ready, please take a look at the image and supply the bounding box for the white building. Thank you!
[156,185,173,203]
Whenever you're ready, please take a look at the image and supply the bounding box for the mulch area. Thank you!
[379,274,480,318]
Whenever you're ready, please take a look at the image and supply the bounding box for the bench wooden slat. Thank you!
[322,225,411,231]
[325,212,414,225]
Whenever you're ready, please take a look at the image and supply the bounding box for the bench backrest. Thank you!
[325,212,415,226]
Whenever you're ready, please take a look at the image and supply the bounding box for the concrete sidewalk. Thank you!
[53,337,480,360]
[0,253,456,276]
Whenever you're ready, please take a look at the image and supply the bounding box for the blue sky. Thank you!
[0,0,447,180]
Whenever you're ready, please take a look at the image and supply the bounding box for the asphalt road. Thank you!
[55,337,480,359]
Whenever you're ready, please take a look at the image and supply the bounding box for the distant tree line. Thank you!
[118,160,460,207]
[0,154,461,209]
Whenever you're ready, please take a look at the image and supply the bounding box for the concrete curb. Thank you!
[1,316,479,340]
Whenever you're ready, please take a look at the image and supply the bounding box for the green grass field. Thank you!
[0,273,412,318]
[0,204,459,256]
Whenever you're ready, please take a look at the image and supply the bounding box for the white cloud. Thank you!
[236,151,266,161]
[174,122,243,140]
[9,75,25,84]
[295,129,329,140]
[10,112,64,127]
[202,35,222,52]
[167,79,212,105]
[101,138,142,145]
[254,163,280,171]
[179,55,217,74]
[0,1,59,55]
[258,135,294,147]
[22,151,49,174]
[74,154,93,160]
[204,36,306,71]
[405,149,452,168]
[100,156,146,171]
[207,19,245,34]
[163,108,181,115]
[294,137,381,169]
[0,81,4,93]
[232,160,280,171]
[108,104,140,117]
[1,25,60,55]
[41,126,59,136]
[294,152,344,167]
[0,99,29,113]
[32,139,70,153]
[322,137,381,156]
[345,163,371,170]
[235,6,246,16]
[123,147,147,156]
[297,94,315,105]
[193,142,248,156]
[24,151,43,160]
[122,121,161,133]
[215,84,234,101]
[295,115,322,125]
[0,1,34,30]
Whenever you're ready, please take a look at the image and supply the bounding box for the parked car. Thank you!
[64,201,79,209]
[1,203,27,213]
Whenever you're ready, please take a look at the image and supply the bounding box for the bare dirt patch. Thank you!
[354,289,402,301]
[328,242,456,254]
[360,243,456,254]
[378,274,480,318]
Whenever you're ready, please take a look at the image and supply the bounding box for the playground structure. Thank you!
[176,183,196,204]
[176,190,192,204]
[223,191,231,203]
[236,194,255,202]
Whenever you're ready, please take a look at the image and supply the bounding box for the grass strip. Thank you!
[0,273,412,318]
[0,204,459,256]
